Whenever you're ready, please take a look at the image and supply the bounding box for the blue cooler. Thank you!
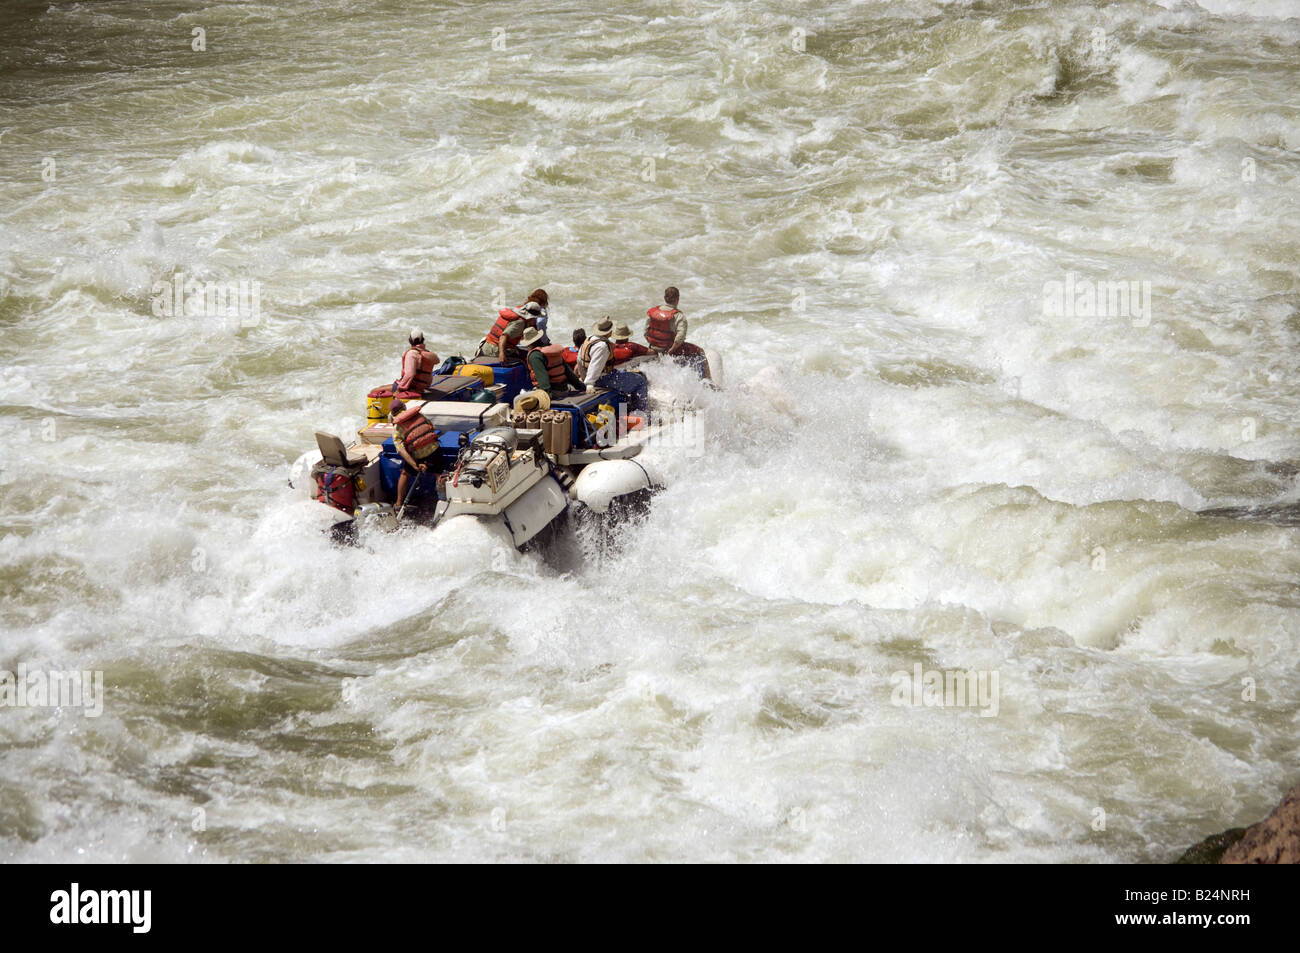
[550,388,624,450]
[594,369,648,412]
[471,358,531,404]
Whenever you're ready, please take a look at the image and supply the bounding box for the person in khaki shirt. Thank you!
[575,317,615,391]
[645,286,711,379]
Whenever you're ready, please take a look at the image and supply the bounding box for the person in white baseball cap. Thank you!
[394,328,438,395]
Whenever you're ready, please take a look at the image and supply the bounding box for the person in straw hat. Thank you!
[575,317,615,391]
[613,322,652,361]
[520,325,583,398]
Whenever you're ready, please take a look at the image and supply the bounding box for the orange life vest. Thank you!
[393,406,440,456]
[401,346,437,392]
[646,306,680,350]
[485,308,535,347]
[530,344,568,388]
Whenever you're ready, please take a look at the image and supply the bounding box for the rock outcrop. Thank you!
[1175,827,1246,865]
[1220,783,1300,864]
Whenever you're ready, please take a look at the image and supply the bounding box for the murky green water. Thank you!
[1,0,1298,862]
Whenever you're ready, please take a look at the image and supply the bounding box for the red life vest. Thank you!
[393,406,440,456]
[315,467,356,513]
[563,343,635,365]
[646,306,680,350]
[401,346,437,392]
[530,344,568,388]
[485,308,535,347]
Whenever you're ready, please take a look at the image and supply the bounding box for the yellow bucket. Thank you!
[366,387,395,423]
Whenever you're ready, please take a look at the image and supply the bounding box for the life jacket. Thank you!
[563,343,635,365]
[393,406,440,456]
[485,308,536,347]
[575,335,609,380]
[314,466,356,513]
[529,344,568,388]
[646,306,680,350]
[400,346,437,393]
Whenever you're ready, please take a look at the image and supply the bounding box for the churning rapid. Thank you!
[2,0,1298,863]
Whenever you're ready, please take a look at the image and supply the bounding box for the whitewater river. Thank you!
[2,0,1298,862]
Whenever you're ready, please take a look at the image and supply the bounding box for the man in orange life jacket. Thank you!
[477,289,549,360]
[394,328,438,396]
[521,326,583,398]
[645,286,711,379]
[388,399,442,512]
[477,301,537,361]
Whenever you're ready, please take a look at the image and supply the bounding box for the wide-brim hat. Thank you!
[519,327,544,348]
[593,316,614,336]
[613,323,632,342]
[513,389,551,413]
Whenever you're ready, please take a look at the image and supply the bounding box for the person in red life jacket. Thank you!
[645,286,686,354]
[645,286,711,379]
[477,300,542,361]
[394,328,438,396]
[561,328,587,369]
[575,317,615,392]
[613,323,652,361]
[388,399,442,512]
[521,326,583,398]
